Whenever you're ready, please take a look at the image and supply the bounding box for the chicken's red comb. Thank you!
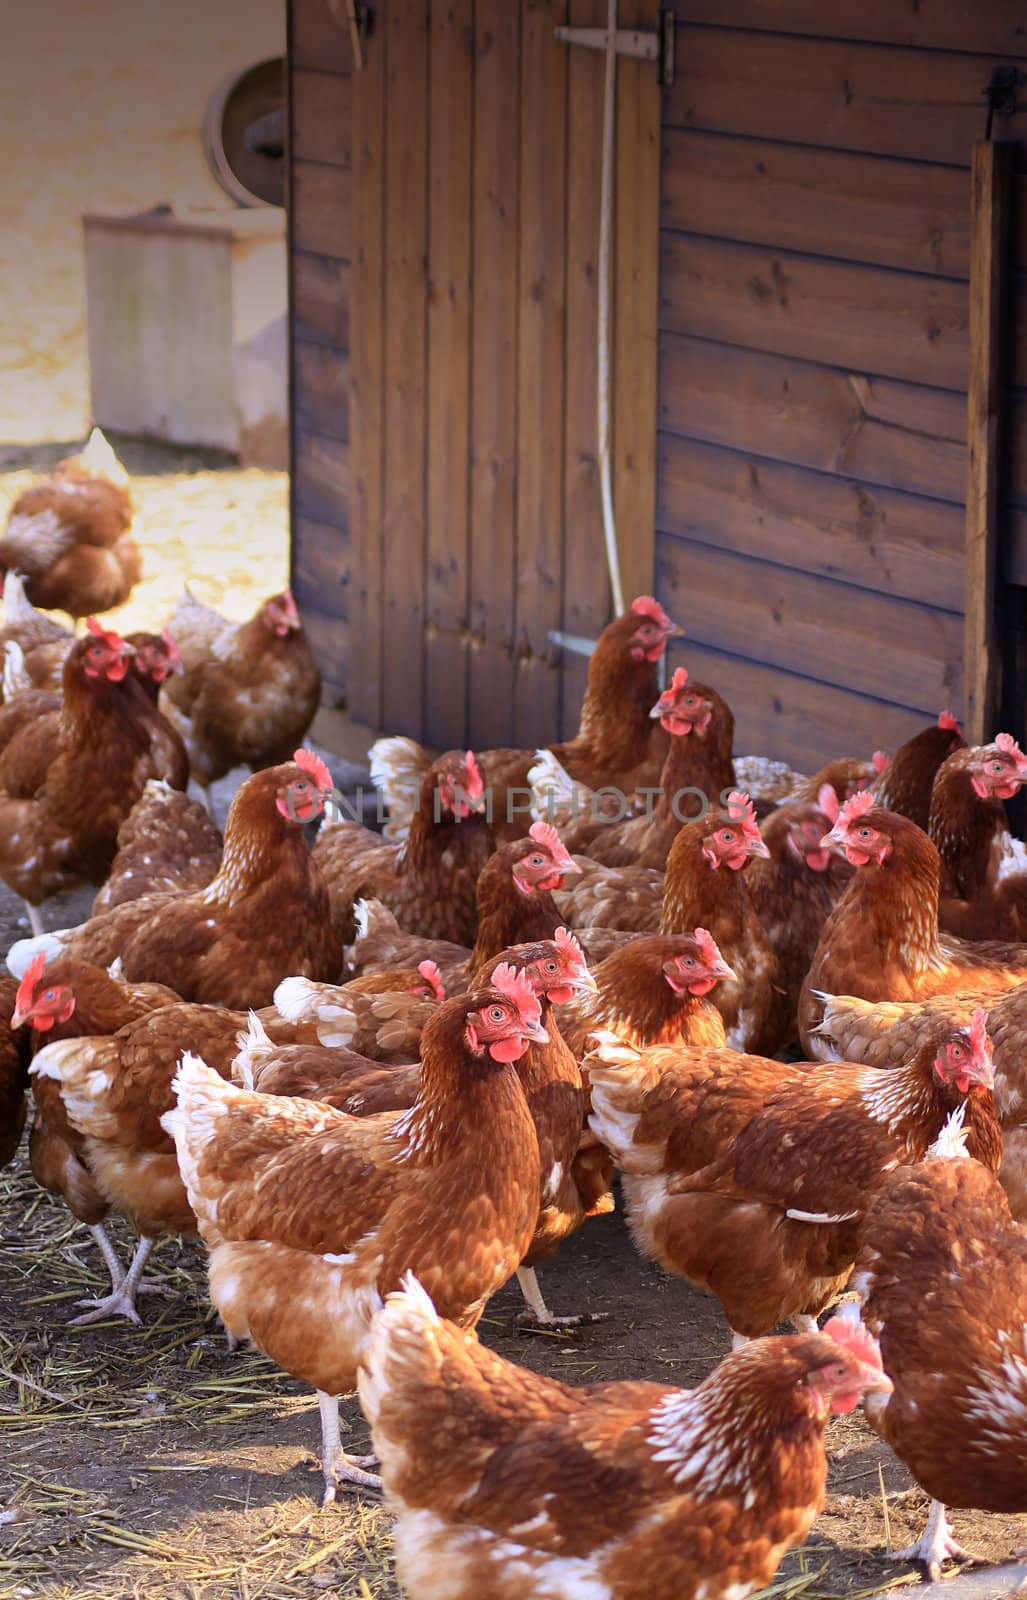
[968,1006,993,1066]
[872,750,890,774]
[417,959,445,1001]
[653,665,690,713]
[693,927,723,967]
[528,819,575,870]
[293,747,332,792]
[15,953,47,1011]
[994,732,1027,771]
[280,589,299,622]
[630,595,675,631]
[817,783,840,825]
[554,925,588,972]
[490,962,543,1028]
[85,616,127,651]
[835,788,876,832]
[160,628,181,664]
[821,1313,885,1374]
[724,791,761,845]
[938,711,961,733]
[462,751,485,801]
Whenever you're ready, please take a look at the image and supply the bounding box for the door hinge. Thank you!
[555,8,675,87]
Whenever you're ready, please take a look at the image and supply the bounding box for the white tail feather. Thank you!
[80,427,128,484]
[232,1012,276,1090]
[2,640,30,698]
[528,749,588,826]
[6,928,74,978]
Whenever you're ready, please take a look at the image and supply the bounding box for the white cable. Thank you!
[597,0,625,616]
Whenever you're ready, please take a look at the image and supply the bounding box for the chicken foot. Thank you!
[316,1390,382,1506]
[69,1236,156,1326]
[888,1498,982,1582]
[514,1265,609,1332]
[87,1222,130,1294]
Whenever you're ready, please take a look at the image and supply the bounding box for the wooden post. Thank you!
[964,140,1011,744]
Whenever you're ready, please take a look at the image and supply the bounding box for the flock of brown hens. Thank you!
[0,440,1024,1600]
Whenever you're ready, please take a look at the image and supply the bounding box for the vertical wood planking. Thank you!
[381,0,430,737]
[964,141,1012,744]
[560,0,607,735]
[468,0,521,747]
[614,0,662,606]
[425,0,474,748]
[286,0,300,629]
[515,0,569,746]
[348,3,387,727]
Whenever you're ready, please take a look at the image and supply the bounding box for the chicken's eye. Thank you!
[487,1005,505,1023]
[543,960,559,972]
[989,760,1005,773]
[857,826,874,840]
[681,957,696,969]
[528,854,545,868]
[42,989,56,1002]
[950,1044,964,1060]
[717,830,736,844]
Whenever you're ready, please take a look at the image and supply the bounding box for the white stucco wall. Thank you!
[0,0,285,444]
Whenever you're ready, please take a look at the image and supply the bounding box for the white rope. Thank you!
[597,0,625,616]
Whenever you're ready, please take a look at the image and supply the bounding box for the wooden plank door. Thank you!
[346,0,662,745]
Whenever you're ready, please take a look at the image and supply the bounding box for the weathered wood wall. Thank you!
[287,0,352,701]
[289,0,661,741]
[658,2,1027,771]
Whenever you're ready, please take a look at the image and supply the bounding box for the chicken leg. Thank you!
[316,1390,381,1505]
[514,1265,608,1331]
[23,901,44,937]
[70,1235,156,1326]
[888,1498,979,1581]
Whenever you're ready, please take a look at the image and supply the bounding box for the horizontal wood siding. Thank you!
[658,5,1027,768]
[287,0,352,702]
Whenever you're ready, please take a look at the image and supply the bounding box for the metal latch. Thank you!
[555,9,675,87]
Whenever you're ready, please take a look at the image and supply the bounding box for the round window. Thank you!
[203,57,285,208]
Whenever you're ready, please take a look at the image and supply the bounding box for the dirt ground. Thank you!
[2,1126,1026,1600]
[0,444,1025,1600]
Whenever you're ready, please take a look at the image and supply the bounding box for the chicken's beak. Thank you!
[11,1006,29,1031]
[709,955,738,983]
[554,857,582,877]
[747,836,771,860]
[649,698,670,719]
[971,1053,995,1090]
[819,825,846,853]
[663,621,685,639]
[856,1362,893,1398]
[523,1019,550,1045]
[569,966,598,994]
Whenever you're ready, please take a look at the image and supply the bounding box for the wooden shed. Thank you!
[286,0,1027,771]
